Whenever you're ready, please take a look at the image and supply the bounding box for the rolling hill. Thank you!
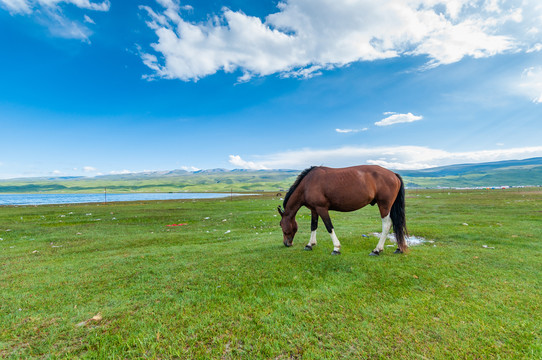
[0,158,541,193]
[400,157,542,188]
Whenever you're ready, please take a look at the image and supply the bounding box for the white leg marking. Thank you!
[308,230,317,247]
[374,215,392,253]
[330,229,341,252]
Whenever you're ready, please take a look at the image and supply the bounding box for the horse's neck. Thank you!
[285,186,303,217]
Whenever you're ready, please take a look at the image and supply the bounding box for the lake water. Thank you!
[0,193,248,206]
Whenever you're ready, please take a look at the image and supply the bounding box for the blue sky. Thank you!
[1,0,541,179]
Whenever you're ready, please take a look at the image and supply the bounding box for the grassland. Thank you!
[1,189,541,358]
[0,170,298,194]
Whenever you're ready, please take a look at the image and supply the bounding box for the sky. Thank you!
[0,0,541,179]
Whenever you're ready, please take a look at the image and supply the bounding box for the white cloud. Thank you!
[526,43,542,53]
[0,0,31,13]
[83,14,95,24]
[410,18,515,68]
[229,155,269,170]
[110,169,133,175]
[0,0,110,13]
[227,145,542,170]
[83,166,97,172]
[375,112,423,126]
[140,0,541,81]
[336,128,368,133]
[519,66,542,103]
[0,0,109,40]
[181,165,201,172]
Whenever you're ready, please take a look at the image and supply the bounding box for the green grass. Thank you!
[1,189,541,358]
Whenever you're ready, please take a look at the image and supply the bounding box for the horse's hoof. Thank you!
[394,248,403,254]
[331,250,341,255]
[304,245,313,251]
[369,250,380,256]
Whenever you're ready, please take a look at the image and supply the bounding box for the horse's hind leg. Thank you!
[305,210,318,251]
[370,214,392,256]
[370,201,393,256]
[371,200,393,256]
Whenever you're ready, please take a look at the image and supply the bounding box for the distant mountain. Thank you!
[397,157,542,188]
[193,168,229,174]
[399,157,542,177]
[0,158,541,193]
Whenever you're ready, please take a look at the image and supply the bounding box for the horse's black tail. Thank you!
[390,174,408,253]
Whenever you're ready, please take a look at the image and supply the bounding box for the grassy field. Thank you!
[0,171,298,194]
[1,189,541,358]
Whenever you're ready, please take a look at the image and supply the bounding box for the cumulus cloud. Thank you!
[0,0,109,40]
[83,166,97,172]
[227,145,542,170]
[140,0,540,81]
[375,112,423,126]
[229,155,269,170]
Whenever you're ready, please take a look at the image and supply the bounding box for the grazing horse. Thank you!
[277,165,407,256]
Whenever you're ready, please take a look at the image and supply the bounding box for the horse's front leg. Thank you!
[370,214,392,256]
[317,208,341,255]
[304,210,318,251]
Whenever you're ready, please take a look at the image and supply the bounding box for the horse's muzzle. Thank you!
[283,239,293,247]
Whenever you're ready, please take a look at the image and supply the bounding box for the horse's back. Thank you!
[303,165,400,211]
[315,165,398,185]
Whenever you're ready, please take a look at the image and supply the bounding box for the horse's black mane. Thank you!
[283,166,317,208]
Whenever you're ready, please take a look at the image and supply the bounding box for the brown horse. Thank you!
[278,165,407,256]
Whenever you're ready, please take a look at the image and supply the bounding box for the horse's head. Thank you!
[278,206,297,247]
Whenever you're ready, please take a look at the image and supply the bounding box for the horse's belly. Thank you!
[328,195,372,212]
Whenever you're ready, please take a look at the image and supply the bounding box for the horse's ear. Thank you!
[277,206,284,217]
